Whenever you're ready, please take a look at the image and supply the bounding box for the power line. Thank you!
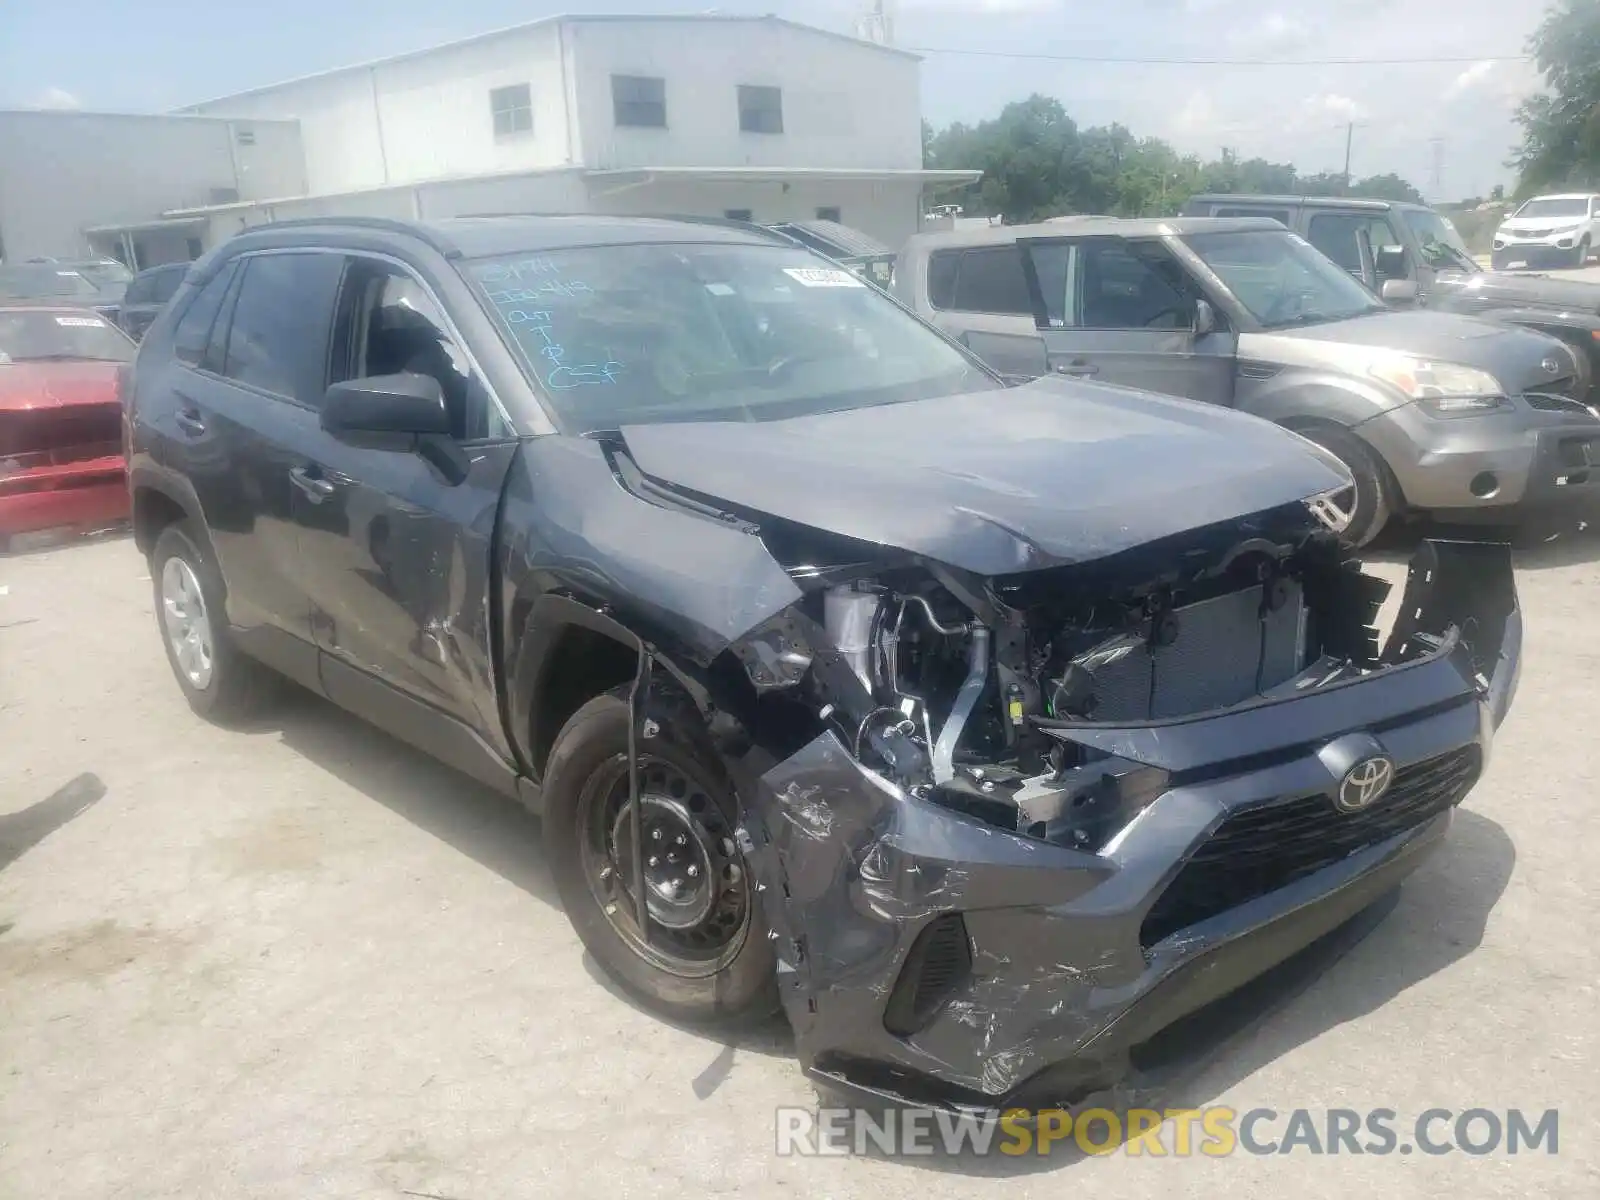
[905,46,1529,66]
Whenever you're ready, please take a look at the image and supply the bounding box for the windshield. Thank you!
[1183,229,1385,329]
[1514,197,1591,220]
[466,242,990,432]
[1402,209,1479,273]
[0,309,134,363]
[0,266,102,300]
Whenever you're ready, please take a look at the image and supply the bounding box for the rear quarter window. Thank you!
[1213,207,1293,226]
[928,246,1033,316]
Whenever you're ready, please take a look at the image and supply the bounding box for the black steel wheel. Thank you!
[576,754,752,977]
[542,685,779,1024]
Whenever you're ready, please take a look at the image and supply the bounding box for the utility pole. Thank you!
[1428,137,1445,198]
[1342,122,1354,194]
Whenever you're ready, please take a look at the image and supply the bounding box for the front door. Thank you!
[289,255,520,761]
[1017,235,1238,406]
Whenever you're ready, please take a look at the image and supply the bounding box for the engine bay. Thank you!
[728,515,1403,854]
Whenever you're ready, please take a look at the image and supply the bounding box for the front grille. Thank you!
[883,913,973,1036]
[1140,745,1482,948]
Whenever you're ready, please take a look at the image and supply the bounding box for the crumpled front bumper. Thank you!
[736,540,1521,1110]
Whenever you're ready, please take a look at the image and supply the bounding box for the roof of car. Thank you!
[225,213,786,260]
[1186,193,1433,213]
[1522,192,1600,201]
[902,215,1287,249]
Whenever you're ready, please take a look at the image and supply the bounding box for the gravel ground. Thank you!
[1,522,1597,1199]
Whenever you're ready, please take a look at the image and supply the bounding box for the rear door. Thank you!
[1016,235,1238,406]
[920,244,1047,380]
[165,249,345,685]
[288,253,520,773]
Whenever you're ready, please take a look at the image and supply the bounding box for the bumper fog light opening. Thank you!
[1469,471,1500,499]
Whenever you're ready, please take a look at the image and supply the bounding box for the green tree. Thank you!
[1512,0,1600,195]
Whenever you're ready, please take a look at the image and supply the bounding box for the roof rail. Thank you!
[234,214,460,256]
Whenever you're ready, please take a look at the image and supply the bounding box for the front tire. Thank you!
[1572,238,1591,268]
[542,686,779,1026]
[1299,427,1393,548]
[151,521,277,720]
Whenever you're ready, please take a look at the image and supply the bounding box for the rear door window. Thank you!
[221,253,345,405]
[930,246,1034,315]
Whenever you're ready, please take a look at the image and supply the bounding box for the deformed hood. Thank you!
[618,378,1349,577]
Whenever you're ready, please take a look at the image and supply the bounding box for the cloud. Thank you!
[1443,60,1496,100]
[1173,90,1220,135]
[32,86,80,110]
[1230,12,1313,52]
[897,0,1058,10]
[1305,93,1368,123]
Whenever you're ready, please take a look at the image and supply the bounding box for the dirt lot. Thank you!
[2,527,1597,1199]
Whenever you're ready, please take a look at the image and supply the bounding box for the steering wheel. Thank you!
[1261,289,1313,324]
[1143,306,1185,329]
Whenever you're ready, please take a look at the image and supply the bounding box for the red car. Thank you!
[0,306,135,551]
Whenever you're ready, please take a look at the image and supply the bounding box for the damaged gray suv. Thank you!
[896,217,1600,546]
[128,215,1521,1114]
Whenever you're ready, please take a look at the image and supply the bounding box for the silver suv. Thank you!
[894,217,1600,545]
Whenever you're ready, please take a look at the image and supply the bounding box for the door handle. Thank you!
[173,408,206,436]
[1054,360,1100,377]
[289,465,338,502]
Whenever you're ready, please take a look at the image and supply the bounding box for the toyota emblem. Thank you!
[1336,756,1395,813]
[1541,356,1563,376]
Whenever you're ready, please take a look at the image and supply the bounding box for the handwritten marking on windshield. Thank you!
[499,303,621,390]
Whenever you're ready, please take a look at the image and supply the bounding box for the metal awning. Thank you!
[83,216,208,236]
[584,166,980,197]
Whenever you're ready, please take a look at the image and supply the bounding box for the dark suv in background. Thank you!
[116,262,190,340]
[126,214,1519,1112]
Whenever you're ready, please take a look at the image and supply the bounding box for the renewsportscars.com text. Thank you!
[775,1106,1560,1158]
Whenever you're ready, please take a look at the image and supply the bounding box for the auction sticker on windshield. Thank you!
[783,267,864,288]
[54,316,106,327]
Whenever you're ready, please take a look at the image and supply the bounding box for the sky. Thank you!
[0,0,1553,200]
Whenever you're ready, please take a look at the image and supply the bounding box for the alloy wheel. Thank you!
[160,555,214,689]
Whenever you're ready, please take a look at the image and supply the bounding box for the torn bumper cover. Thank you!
[736,540,1521,1110]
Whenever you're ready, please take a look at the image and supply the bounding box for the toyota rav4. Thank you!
[127,215,1521,1112]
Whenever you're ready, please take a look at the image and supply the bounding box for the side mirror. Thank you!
[1381,278,1421,305]
[1193,298,1217,336]
[1374,244,1408,278]
[321,373,449,441]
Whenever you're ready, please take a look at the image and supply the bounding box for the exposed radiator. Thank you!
[1087,582,1307,721]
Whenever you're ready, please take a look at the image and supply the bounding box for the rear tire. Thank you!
[542,685,779,1026]
[1298,427,1393,548]
[150,521,278,720]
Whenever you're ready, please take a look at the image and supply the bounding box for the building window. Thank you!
[612,75,667,128]
[737,85,783,135]
[724,209,753,222]
[816,206,842,223]
[490,83,533,137]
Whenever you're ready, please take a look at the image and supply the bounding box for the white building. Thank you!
[22,14,972,265]
[0,111,305,266]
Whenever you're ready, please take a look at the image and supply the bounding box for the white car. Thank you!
[1492,193,1600,269]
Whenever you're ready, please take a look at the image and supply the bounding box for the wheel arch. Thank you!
[508,594,712,784]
